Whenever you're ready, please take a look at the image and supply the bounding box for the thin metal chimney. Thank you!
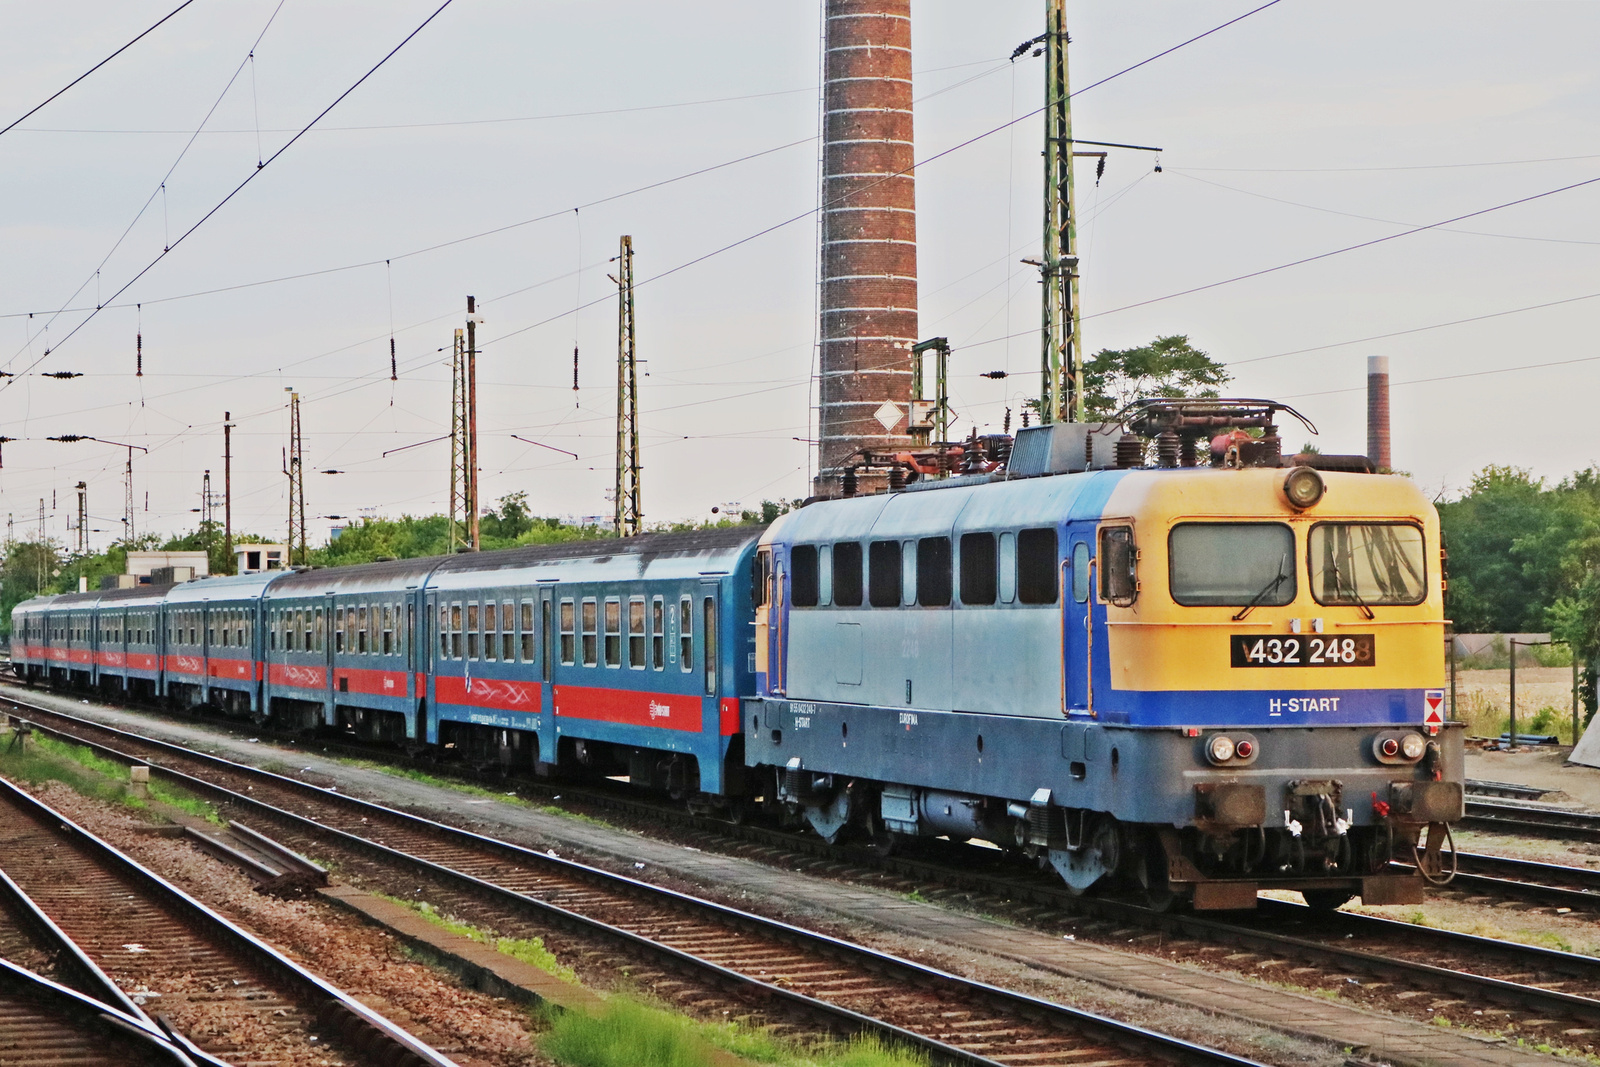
[815,0,917,495]
[1367,355,1391,471]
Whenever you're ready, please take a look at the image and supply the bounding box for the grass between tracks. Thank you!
[385,892,928,1067]
[538,996,930,1067]
[0,727,221,823]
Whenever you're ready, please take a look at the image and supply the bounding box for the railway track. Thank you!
[0,696,1267,1067]
[18,686,1600,1054]
[0,766,455,1067]
[1461,798,1600,842]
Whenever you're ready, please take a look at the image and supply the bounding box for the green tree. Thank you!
[1082,335,1232,421]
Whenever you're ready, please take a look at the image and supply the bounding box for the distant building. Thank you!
[235,544,287,573]
[128,550,210,586]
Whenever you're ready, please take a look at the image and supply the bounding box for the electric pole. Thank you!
[122,446,135,542]
[223,411,234,573]
[202,469,214,531]
[74,482,87,556]
[466,296,480,551]
[613,235,641,537]
[285,389,306,566]
[1039,0,1083,424]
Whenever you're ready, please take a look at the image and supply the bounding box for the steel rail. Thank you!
[5,697,1266,1067]
[0,771,459,1067]
[0,954,212,1067]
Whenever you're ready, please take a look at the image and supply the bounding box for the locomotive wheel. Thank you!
[1301,888,1355,911]
[1141,847,1179,913]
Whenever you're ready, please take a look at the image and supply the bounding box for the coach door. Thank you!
[1063,525,1093,714]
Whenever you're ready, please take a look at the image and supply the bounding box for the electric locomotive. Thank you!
[752,399,1461,909]
[9,398,1462,910]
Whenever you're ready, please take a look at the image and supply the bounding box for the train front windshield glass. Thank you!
[1309,523,1426,605]
[1169,523,1296,606]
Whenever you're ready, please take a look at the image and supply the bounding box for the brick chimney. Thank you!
[1367,355,1391,471]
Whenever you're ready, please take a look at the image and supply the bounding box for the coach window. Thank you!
[960,533,997,605]
[208,617,216,646]
[497,602,511,661]
[604,598,622,667]
[315,609,325,653]
[334,608,344,652]
[629,597,646,668]
[482,602,496,661]
[467,603,481,660]
[832,542,863,607]
[651,596,664,669]
[450,604,463,659]
[356,606,368,654]
[679,595,693,671]
[790,545,819,608]
[1099,525,1138,606]
[868,541,902,608]
[1017,528,1059,605]
[347,607,358,654]
[519,601,534,662]
[581,599,598,667]
[381,606,393,656]
[269,612,277,650]
[403,604,412,658]
[560,599,576,665]
[436,606,448,660]
[917,537,953,606]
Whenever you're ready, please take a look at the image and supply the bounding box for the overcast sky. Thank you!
[2,1,1597,551]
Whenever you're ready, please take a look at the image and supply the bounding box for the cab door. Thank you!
[1063,524,1094,713]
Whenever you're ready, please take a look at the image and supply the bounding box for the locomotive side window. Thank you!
[679,595,693,671]
[1309,522,1426,606]
[628,597,646,668]
[1099,526,1138,606]
[1017,528,1059,604]
[790,545,819,607]
[960,533,996,605]
[651,597,664,669]
[581,599,598,667]
[1169,523,1295,606]
[832,542,863,607]
[917,537,952,606]
[868,540,902,608]
[560,599,575,665]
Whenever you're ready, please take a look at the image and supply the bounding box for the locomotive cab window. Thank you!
[752,549,771,609]
[1170,522,1296,606]
[1309,522,1426,606]
[1017,528,1059,604]
[1099,525,1138,606]
[790,545,819,608]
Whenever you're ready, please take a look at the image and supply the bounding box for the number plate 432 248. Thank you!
[1230,634,1374,668]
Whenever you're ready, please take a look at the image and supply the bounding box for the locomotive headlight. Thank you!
[1206,735,1235,764]
[1400,732,1427,760]
[1282,466,1325,510]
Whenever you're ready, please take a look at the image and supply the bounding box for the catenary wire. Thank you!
[1,0,461,384]
[0,0,199,140]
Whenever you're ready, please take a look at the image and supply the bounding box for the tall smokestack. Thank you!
[1367,355,1391,471]
[816,0,917,494]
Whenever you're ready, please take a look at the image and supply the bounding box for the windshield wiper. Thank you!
[1328,558,1376,619]
[1233,556,1288,622]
